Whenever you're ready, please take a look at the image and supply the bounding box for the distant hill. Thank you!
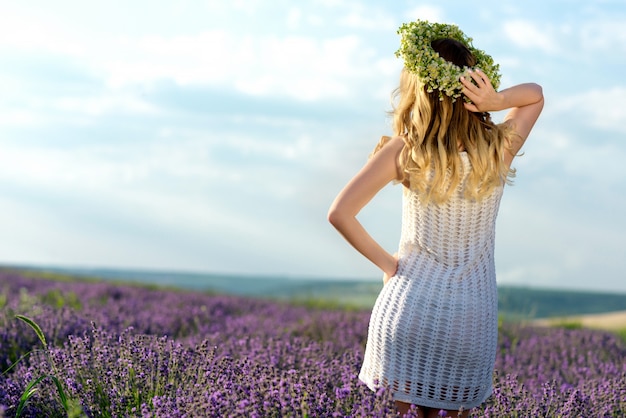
[497,286,626,320]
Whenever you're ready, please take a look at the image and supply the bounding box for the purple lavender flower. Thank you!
[1,271,625,417]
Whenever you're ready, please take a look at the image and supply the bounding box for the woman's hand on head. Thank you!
[460,69,503,113]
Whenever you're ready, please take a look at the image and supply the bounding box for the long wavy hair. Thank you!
[374,38,514,204]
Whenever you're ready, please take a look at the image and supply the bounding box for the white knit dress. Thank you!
[359,153,503,410]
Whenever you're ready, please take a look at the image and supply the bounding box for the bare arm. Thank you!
[327,136,404,281]
[461,69,544,165]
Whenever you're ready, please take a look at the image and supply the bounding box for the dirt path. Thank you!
[533,310,626,331]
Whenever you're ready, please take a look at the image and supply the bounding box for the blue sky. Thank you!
[0,0,624,292]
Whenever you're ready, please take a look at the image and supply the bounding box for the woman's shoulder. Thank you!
[373,135,407,186]
[382,135,406,150]
[371,135,405,156]
[378,134,404,144]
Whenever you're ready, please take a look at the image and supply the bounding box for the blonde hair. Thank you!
[374,66,514,204]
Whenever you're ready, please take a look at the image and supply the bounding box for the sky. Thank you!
[0,0,624,292]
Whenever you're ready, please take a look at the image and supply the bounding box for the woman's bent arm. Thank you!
[500,84,544,159]
[327,136,404,279]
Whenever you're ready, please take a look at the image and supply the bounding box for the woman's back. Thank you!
[360,150,503,409]
[399,153,504,270]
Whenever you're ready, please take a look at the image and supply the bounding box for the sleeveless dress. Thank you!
[359,153,504,410]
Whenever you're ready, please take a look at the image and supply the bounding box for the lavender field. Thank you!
[0,270,624,417]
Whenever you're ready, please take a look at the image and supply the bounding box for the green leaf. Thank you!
[50,375,69,411]
[15,375,47,417]
[15,315,47,349]
[0,351,33,377]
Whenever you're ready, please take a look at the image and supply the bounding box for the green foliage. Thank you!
[16,375,47,417]
[553,320,584,330]
[16,374,71,418]
[16,315,48,349]
[0,267,96,284]
[498,317,520,354]
[13,315,86,418]
[60,328,211,417]
[41,289,83,310]
[288,296,365,312]
[18,288,43,315]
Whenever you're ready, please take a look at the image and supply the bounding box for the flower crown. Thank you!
[396,20,501,102]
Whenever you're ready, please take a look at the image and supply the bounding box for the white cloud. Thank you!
[549,86,626,134]
[55,93,159,116]
[0,109,39,126]
[502,20,557,53]
[502,17,626,62]
[99,30,239,88]
[24,29,382,102]
[403,5,444,22]
[338,5,396,31]
[229,34,379,100]
[286,7,303,30]
[0,3,389,103]
[580,19,626,53]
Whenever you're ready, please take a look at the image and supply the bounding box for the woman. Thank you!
[328,21,543,417]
